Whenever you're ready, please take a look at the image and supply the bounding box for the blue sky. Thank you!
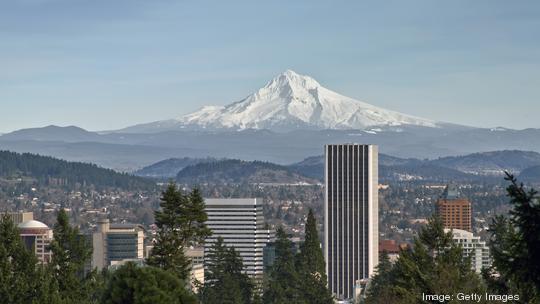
[1,0,539,133]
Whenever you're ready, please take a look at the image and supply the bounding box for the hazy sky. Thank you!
[1,0,539,133]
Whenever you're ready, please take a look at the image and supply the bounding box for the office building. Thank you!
[436,185,472,232]
[446,229,491,273]
[18,219,53,264]
[204,198,273,280]
[91,219,144,270]
[324,144,379,301]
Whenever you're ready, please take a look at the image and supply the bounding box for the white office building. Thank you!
[204,198,272,280]
[447,228,491,273]
[325,144,379,301]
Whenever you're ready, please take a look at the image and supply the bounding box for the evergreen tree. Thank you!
[199,237,254,304]
[364,216,487,304]
[263,227,304,304]
[48,208,94,303]
[486,173,540,302]
[32,266,64,304]
[147,183,211,281]
[184,188,212,246]
[364,251,393,302]
[101,262,196,304]
[295,209,333,304]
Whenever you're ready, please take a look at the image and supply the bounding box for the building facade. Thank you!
[447,228,491,273]
[5,211,34,225]
[324,144,379,301]
[204,198,273,280]
[18,219,53,264]
[186,247,205,292]
[436,185,472,232]
[91,219,144,270]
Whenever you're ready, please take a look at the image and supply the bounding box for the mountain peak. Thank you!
[264,69,321,90]
[119,71,440,133]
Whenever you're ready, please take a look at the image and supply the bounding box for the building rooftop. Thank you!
[18,220,49,229]
[379,239,408,253]
[205,198,261,206]
[445,228,475,238]
[441,184,462,200]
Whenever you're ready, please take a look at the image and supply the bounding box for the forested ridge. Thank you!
[0,150,154,190]
[176,159,318,185]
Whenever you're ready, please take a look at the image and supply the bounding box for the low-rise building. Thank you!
[18,219,53,264]
[379,240,408,263]
[446,228,491,273]
[186,246,205,292]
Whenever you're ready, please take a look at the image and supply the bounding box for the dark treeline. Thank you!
[0,150,154,190]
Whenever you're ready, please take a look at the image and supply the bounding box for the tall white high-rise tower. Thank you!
[324,144,379,300]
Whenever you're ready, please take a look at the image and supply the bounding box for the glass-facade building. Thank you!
[106,232,142,263]
[324,144,378,301]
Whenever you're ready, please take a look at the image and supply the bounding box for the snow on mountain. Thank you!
[179,70,437,131]
[119,70,438,133]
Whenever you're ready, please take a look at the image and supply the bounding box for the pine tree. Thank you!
[101,262,196,304]
[147,183,211,281]
[365,251,393,303]
[200,237,254,304]
[364,216,487,304]
[296,209,333,304]
[486,173,540,302]
[184,188,212,246]
[48,208,94,303]
[32,266,63,304]
[263,227,304,304]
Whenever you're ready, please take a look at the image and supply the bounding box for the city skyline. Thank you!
[1,1,540,133]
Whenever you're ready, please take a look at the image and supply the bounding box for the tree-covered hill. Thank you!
[176,159,319,185]
[134,157,216,179]
[289,150,540,182]
[519,165,540,183]
[0,150,154,190]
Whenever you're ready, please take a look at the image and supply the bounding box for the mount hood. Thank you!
[119,70,440,133]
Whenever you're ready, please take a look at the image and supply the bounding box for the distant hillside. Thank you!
[288,151,535,182]
[0,125,102,142]
[134,157,215,179]
[431,150,540,175]
[288,153,423,181]
[288,156,324,180]
[379,163,472,182]
[519,165,540,182]
[0,150,154,190]
[176,159,319,185]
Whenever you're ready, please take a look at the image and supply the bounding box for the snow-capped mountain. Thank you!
[119,70,439,133]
